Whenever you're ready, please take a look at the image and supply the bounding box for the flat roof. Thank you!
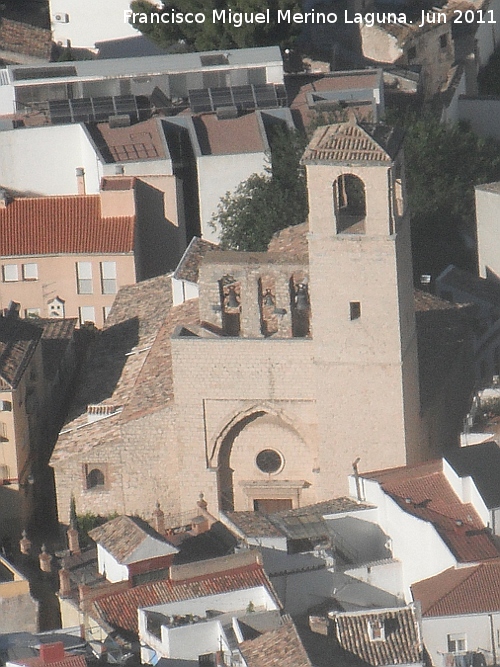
[5,46,282,86]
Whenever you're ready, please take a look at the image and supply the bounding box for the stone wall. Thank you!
[0,18,51,61]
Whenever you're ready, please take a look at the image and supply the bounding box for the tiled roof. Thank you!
[88,515,177,565]
[92,562,273,636]
[173,236,219,283]
[0,315,42,389]
[225,512,285,538]
[51,277,200,464]
[15,656,88,667]
[193,112,267,156]
[240,615,312,667]
[36,317,78,383]
[267,222,309,256]
[331,606,423,667]
[363,461,500,562]
[411,560,500,616]
[0,196,135,256]
[302,121,404,164]
[87,119,168,164]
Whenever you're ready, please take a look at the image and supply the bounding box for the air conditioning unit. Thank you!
[53,12,69,23]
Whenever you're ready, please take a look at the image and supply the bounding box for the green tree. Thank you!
[212,127,308,250]
[403,114,500,278]
[129,0,302,51]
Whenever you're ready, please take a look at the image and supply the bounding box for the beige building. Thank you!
[51,120,472,524]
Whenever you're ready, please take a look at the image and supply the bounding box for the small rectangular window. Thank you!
[0,401,12,411]
[350,301,361,320]
[100,261,117,295]
[79,306,95,325]
[3,264,18,282]
[448,634,466,653]
[76,261,93,294]
[22,263,38,280]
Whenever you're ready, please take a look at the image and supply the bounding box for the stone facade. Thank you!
[52,121,471,524]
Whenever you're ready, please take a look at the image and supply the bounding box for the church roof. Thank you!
[301,121,404,165]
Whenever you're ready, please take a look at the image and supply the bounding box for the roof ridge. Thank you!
[424,564,479,616]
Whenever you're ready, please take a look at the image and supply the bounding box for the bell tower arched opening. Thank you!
[333,173,366,234]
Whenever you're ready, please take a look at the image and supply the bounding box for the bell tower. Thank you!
[303,120,422,498]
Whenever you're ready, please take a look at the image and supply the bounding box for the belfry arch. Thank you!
[333,173,366,234]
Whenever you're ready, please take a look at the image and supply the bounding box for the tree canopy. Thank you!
[403,114,500,278]
[129,0,302,51]
[212,127,308,251]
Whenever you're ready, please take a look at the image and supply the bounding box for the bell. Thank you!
[263,289,275,307]
[226,286,240,309]
[295,284,309,311]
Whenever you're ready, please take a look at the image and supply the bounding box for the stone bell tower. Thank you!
[303,120,422,498]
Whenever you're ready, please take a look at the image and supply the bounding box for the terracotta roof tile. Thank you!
[92,561,273,636]
[174,237,219,283]
[412,560,500,616]
[267,222,309,256]
[89,515,177,564]
[0,315,42,389]
[331,606,423,667]
[240,615,312,667]
[16,656,88,667]
[0,196,135,256]
[363,461,500,562]
[302,121,404,164]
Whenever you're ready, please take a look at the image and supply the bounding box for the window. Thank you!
[25,308,41,318]
[85,465,106,490]
[0,422,7,441]
[0,401,12,411]
[100,261,117,295]
[368,620,385,642]
[2,264,18,282]
[22,263,38,280]
[350,301,361,320]
[256,449,284,474]
[79,306,95,325]
[76,261,93,294]
[448,634,467,653]
[440,34,447,48]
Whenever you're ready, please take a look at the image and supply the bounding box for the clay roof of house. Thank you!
[0,196,135,256]
[87,118,168,164]
[173,236,219,283]
[225,512,286,538]
[330,605,423,667]
[267,222,309,256]
[192,112,267,156]
[14,656,88,667]
[302,121,404,165]
[411,560,500,616]
[362,460,500,562]
[51,276,200,464]
[0,313,42,389]
[92,561,274,636]
[240,615,313,667]
[88,515,177,564]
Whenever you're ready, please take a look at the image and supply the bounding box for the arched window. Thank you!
[86,467,105,489]
[333,174,366,234]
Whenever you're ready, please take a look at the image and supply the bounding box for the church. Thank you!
[51,119,473,523]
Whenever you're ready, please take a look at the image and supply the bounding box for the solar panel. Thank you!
[210,87,233,108]
[254,84,278,107]
[188,90,212,113]
[13,65,77,81]
[48,99,72,124]
[71,97,94,122]
[114,95,138,119]
[188,84,286,114]
[47,95,142,125]
[91,96,115,121]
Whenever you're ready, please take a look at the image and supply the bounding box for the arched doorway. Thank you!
[333,173,366,234]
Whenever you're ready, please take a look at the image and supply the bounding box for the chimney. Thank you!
[19,529,31,555]
[152,502,165,535]
[67,522,81,555]
[39,544,53,573]
[76,167,86,195]
[39,643,65,664]
[59,560,71,598]
[100,176,135,218]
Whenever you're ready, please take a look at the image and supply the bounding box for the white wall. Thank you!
[97,544,129,583]
[349,477,457,600]
[345,559,405,599]
[421,611,500,667]
[50,0,161,49]
[458,98,500,141]
[475,0,500,69]
[197,152,267,243]
[0,83,15,116]
[475,186,500,280]
[0,124,102,195]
